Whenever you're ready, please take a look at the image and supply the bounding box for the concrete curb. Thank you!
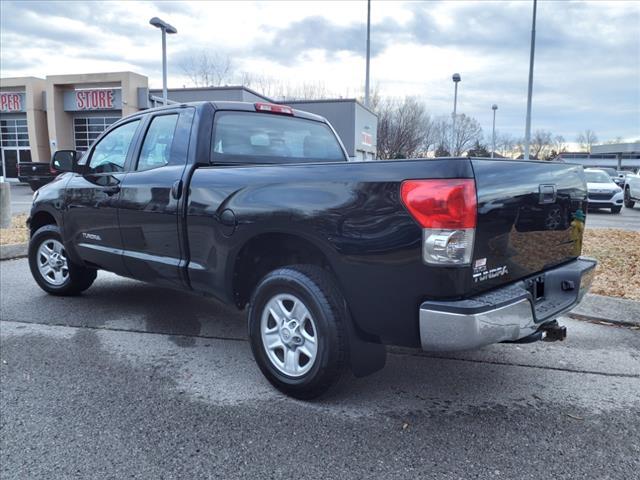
[569,293,640,327]
[0,242,28,261]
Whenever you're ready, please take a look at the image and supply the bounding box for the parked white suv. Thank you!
[624,168,640,209]
[584,168,624,214]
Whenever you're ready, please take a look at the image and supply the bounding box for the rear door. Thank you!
[470,159,588,294]
[117,108,194,287]
[64,118,142,274]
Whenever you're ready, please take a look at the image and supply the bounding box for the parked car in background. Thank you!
[584,168,624,213]
[17,161,58,191]
[598,167,626,189]
[624,168,640,209]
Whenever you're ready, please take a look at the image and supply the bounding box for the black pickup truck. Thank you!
[28,101,596,398]
[18,161,58,191]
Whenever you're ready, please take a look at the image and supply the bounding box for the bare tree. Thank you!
[576,129,598,152]
[530,129,553,159]
[434,115,483,156]
[552,135,566,154]
[181,51,235,87]
[496,132,516,158]
[376,97,434,160]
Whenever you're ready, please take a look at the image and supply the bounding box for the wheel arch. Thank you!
[231,231,338,310]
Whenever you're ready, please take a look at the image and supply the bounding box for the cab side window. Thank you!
[137,114,179,171]
[88,120,140,174]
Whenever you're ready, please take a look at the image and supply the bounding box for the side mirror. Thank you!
[51,150,78,173]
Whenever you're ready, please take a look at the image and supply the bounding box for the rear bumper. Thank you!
[419,257,597,351]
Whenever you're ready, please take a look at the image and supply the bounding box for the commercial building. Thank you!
[557,143,640,170]
[0,77,49,177]
[1,72,377,180]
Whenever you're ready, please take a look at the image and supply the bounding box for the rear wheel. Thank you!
[248,265,348,399]
[29,225,97,295]
[28,181,43,192]
[611,206,622,214]
[624,187,635,208]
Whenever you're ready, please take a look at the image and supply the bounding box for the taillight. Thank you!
[255,102,294,115]
[401,179,477,265]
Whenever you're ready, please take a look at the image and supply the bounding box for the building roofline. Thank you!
[149,84,273,101]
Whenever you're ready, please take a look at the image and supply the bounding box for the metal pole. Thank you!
[523,0,537,160]
[364,0,371,108]
[491,105,497,158]
[162,28,168,104]
[452,82,458,155]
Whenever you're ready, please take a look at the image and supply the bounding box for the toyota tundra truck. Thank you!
[27,101,596,398]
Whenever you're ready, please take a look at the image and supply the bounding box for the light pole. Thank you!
[149,17,177,105]
[523,0,537,160]
[491,104,498,158]
[451,73,461,155]
[364,0,371,108]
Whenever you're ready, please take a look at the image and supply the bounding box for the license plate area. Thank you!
[525,275,545,303]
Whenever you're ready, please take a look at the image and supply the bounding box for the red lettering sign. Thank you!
[75,90,114,110]
[0,93,23,112]
[361,132,373,147]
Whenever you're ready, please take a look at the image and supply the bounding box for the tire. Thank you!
[624,187,635,208]
[248,265,348,399]
[28,224,97,296]
[28,181,42,192]
[611,206,622,214]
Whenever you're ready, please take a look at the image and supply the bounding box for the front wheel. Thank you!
[611,206,622,214]
[624,188,635,208]
[28,224,97,295]
[248,265,348,399]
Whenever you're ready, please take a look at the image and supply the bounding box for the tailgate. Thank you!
[470,159,587,295]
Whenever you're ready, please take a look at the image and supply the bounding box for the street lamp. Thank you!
[149,17,177,105]
[451,73,461,155]
[491,104,498,158]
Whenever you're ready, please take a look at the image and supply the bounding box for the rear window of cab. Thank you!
[212,111,346,164]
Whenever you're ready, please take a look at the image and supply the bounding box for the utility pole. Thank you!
[491,104,498,158]
[364,0,371,108]
[523,0,537,160]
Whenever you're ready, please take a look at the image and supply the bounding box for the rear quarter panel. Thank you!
[186,159,473,347]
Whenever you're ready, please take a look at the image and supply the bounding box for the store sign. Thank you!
[64,89,122,111]
[0,92,25,112]
[361,132,373,147]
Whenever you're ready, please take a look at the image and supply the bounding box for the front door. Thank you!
[64,118,142,274]
[117,109,193,287]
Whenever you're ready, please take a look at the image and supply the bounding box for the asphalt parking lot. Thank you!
[5,184,33,216]
[1,258,639,479]
[586,204,640,231]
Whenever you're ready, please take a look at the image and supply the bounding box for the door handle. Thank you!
[171,180,183,199]
[102,186,121,196]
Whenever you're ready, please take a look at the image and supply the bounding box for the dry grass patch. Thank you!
[0,214,29,246]
[583,228,640,300]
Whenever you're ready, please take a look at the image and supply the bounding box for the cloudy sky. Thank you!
[1,0,639,143]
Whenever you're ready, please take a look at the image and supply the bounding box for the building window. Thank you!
[73,116,120,151]
[0,119,29,147]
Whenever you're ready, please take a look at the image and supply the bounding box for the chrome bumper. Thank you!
[419,257,597,351]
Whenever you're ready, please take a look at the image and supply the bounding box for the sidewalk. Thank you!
[569,293,640,327]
